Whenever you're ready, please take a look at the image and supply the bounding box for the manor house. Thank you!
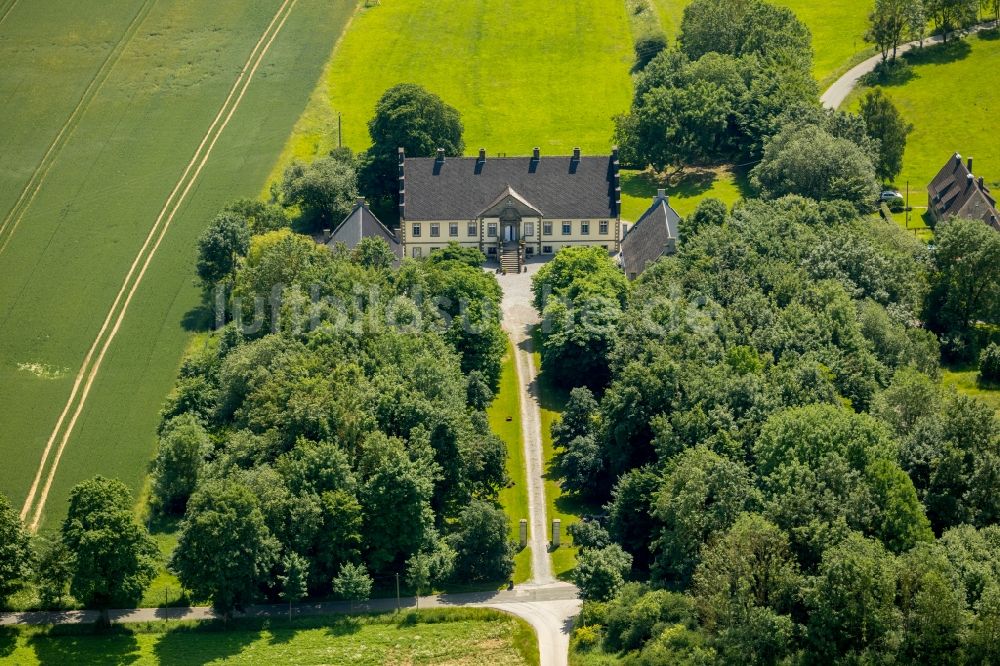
[398,147,624,272]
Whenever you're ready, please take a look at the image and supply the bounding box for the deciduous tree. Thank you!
[750,124,880,212]
[0,493,30,603]
[859,88,912,182]
[170,480,279,616]
[332,562,372,607]
[152,414,212,514]
[61,477,157,618]
[575,544,633,601]
[281,154,358,229]
[448,500,515,582]
[361,84,464,211]
[196,212,251,286]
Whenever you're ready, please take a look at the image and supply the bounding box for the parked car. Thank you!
[879,190,905,211]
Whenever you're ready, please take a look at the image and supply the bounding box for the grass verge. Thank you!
[489,341,533,584]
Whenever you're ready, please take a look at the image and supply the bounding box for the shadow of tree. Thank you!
[979,27,1000,41]
[905,37,972,65]
[28,625,142,666]
[0,626,16,658]
[152,620,260,664]
[181,299,217,333]
[622,166,753,207]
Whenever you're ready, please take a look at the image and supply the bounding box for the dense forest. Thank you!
[156,233,514,613]
[539,197,1000,663]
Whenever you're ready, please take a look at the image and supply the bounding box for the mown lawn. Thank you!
[648,0,873,84]
[268,0,634,181]
[621,166,750,220]
[488,342,533,584]
[845,31,1000,210]
[943,366,1000,415]
[0,609,539,666]
[0,0,354,528]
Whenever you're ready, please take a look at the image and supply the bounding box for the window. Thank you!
[581,221,590,235]
[487,223,497,238]
[412,246,422,258]
[411,223,421,238]
[487,246,497,255]
[562,221,571,235]
[542,245,553,254]
[525,246,535,256]
[543,221,553,236]
[430,223,440,238]
[599,220,609,235]
[468,222,478,237]
[601,244,608,250]
[524,221,535,237]
[449,223,459,237]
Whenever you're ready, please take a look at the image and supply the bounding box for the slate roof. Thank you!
[620,193,680,279]
[325,199,402,260]
[402,153,619,221]
[928,153,999,231]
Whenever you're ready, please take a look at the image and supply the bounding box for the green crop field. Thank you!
[0,0,355,529]
[846,31,1000,206]
[0,609,539,665]
[489,343,533,584]
[649,0,873,84]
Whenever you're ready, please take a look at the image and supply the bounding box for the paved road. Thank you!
[0,582,578,624]
[822,22,996,109]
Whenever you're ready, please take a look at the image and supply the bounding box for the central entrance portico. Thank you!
[476,185,543,272]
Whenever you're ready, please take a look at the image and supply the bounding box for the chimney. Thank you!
[532,147,540,160]
[322,228,331,242]
[979,176,985,190]
[612,146,621,219]
[397,148,405,219]
[356,197,366,207]
[436,147,445,162]
[572,147,581,160]
[968,156,973,172]
[955,153,963,169]
[656,188,667,202]
[478,148,486,161]
[967,173,975,188]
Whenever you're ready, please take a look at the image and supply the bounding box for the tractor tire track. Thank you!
[0,0,158,257]
[20,0,299,529]
[0,0,19,27]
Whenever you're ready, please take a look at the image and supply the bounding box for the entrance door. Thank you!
[503,223,518,242]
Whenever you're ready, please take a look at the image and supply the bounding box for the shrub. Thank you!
[575,544,633,601]
[980,343,1000,383]
[572,624,602,650]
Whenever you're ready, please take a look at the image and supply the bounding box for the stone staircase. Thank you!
[500,243,521,273]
